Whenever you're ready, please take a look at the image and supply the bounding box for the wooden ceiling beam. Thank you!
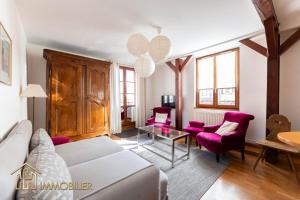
[264,18,279,59]
[280,29,300,55]
[180,55,193,71]
[166,55,193,130]
[240,39,268,57]
[251,0,278,23]
[251,0,280,120]
[166,61,177,73]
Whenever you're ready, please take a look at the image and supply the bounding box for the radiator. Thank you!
[193,109,225,125]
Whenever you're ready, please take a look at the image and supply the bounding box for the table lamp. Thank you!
[21,84,47,131]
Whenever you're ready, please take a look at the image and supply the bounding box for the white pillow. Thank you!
[155,113,168,123]
[215,121,239,135]
[30,128,55,152]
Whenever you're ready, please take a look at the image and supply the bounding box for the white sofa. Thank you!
[0,120,168,200]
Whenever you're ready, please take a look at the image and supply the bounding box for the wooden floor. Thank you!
[112,135,300,200]
[200,145,300,200]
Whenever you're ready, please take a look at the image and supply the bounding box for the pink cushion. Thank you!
[51,136,71,146]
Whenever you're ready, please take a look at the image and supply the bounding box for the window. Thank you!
[120,66,135,121]
[196,48,239,109]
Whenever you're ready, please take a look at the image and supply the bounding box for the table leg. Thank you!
[137,129,140,150]
[287,153,300,183]
[152,131,155,144]
[171,140,175,168]
[253,147,265,171]
[187,135,191,159]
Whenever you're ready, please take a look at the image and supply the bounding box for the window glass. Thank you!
[126,94,135,106]
[216,51,236,88]
[126,70,135,82]
[197,57,214,89]
[196,49,239,109]
[126,82,135,94]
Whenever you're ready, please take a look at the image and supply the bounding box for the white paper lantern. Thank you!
[134,56,155,78]
[149,35,171,62]
[127,33,149,56]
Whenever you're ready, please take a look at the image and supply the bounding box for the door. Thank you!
[50,62,83,137]
[85,64,109,134]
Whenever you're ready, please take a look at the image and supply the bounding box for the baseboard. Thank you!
[246,139,258,146]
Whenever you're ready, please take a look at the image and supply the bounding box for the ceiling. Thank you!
[273,0,300,31]
[16,0,265,65]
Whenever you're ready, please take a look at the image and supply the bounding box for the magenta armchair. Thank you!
[146,107,172,128]
[183,121,205,145]
[196,112,254,162]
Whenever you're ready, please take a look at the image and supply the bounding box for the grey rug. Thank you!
[117,133,230,200]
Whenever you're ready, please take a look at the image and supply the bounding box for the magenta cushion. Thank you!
[196,132,222,153]
[51,136,71,146]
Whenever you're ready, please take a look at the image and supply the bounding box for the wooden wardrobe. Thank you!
[44,49,110,140]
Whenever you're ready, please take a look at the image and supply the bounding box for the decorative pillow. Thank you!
[155,113,168,123]
[17,145,73,200]
[30,128,54,152]
[215,121,239,135]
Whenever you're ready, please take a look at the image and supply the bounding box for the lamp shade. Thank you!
[127,33,149,56]
[149,35,172,62]
[21,84,47,98]
[134,56,155,78]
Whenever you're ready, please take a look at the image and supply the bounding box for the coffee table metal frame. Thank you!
[137,126,191,168]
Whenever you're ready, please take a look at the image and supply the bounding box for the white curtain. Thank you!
[135,75,146,127]
[110,62,122,134]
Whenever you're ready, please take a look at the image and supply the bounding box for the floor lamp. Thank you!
[21,84,47,131]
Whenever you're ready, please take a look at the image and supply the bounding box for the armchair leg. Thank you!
[241,148,245,160]
[216,154,220,163]
[199,145,201,149]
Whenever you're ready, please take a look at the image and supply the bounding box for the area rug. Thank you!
[116,133,230,200]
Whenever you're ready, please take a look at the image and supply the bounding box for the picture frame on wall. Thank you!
[0,22,12,85]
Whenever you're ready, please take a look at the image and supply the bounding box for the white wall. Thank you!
[239,41,267,142]
[26,44,47,130]
[147,64,176,126]
[0,0,28,140]
[148,38,268,142]
[280,29,300,131]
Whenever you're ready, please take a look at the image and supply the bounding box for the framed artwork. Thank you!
[0,22,12,85]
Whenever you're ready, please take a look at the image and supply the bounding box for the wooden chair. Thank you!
[253,114,300,183]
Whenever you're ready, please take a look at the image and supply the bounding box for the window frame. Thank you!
[120,66,136,121]
[196,48,240,110]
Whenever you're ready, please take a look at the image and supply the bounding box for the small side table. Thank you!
[277,132,300,183]
[278,132,300,149]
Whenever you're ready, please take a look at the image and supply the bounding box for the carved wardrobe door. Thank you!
[44,49,110,140]
[85,64,110,135]
[50,61,83,137]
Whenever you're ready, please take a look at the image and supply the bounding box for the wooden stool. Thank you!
[253,140,300,183]
[253,114,300,183]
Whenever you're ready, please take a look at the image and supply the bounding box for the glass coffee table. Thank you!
[137,125,191,168]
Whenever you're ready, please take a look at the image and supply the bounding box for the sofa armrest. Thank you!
[189,121,204,128]
[203,124,222,133]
